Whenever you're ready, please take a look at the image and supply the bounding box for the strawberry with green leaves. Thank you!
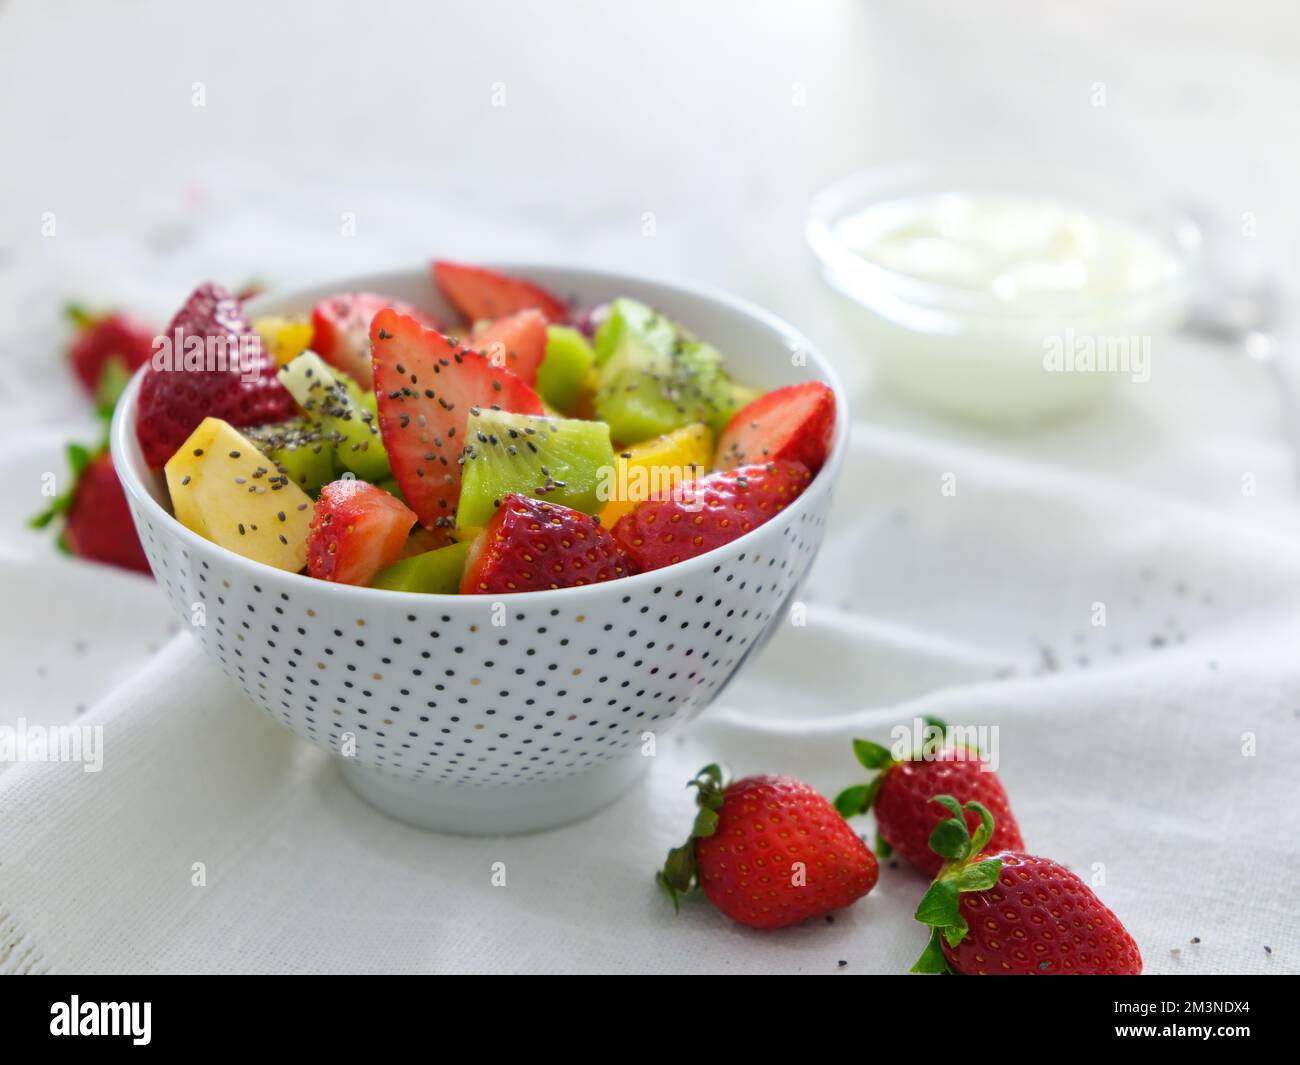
[658,765,878,930]
[31,442,150,574]
[835,719,1023,875]
[912,796,1142,975]
[65,304,157,408]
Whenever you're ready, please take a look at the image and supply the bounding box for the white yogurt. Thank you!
[811,189,1195,424]
[839,195,1182,304]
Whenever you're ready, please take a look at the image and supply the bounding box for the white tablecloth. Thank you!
[1,414,1297,973]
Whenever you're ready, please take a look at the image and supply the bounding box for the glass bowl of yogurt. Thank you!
[806,161,1200,424]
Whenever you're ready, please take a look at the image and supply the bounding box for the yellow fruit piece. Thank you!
[165,418,314,572]
[253,315,314,366]
[599,422,713,527]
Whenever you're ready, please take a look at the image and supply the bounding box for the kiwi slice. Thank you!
[243,418,336,495]
[371,541,471,593]
[709,379,762,435]
[537,325,596,413]
[593,299,740,444]
[594,298,675,366]
[277,352,390,482]
[455,408,615,529]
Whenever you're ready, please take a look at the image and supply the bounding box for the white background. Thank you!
[2,0,1299,522]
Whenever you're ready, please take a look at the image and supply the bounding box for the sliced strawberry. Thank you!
[468,309,548,386]
[370,309,544,535]
[65,306,156,400]
[612,461,811,572]
[310,292,443,389]
[433,260,569,325]
[461,493,633,594]
[135,283,296,467]
[715,381,835,473]
[307,479,417,585]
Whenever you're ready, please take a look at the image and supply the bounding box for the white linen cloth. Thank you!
[2,415,1297,974]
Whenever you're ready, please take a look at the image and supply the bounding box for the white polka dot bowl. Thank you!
[109,265,847,835]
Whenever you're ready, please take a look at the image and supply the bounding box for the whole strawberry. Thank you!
[912,796,1142,975]
[136,282,295,467]
[658,765,878,929]
[65,304,156,405]
[31,446,150,574]
[835,719,1023,875]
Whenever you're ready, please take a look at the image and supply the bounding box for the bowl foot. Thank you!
[338,755,650,835]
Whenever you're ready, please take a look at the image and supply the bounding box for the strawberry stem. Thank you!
[835,718,964,823]
[656,764,730,912]
[95,356,132,414]
[909,794,1003,975]
[833,737,896,819]
[64,302,99,329]
[27,438,107,535]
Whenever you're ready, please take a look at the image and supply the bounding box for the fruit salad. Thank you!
[136,263,835,595]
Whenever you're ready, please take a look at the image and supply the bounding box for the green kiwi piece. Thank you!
[243,418,336,495]
[594,298,675,366]
[277,352,390,482]
[538,326,596,413]
[708,379,762,435]
[593,299,742,444]
[370,541,471,594]
[455,408,615,529]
